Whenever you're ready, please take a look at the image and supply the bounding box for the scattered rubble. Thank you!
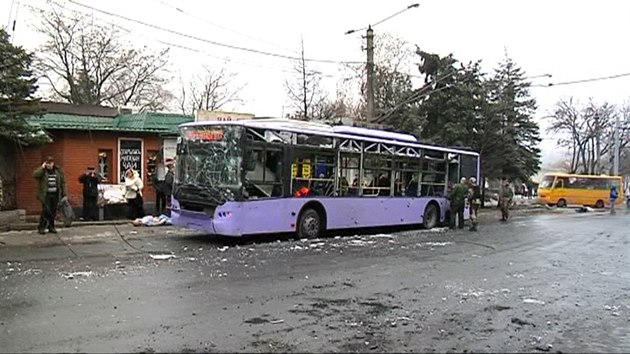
[523,298,545,305]
[61,271,94,280]
[150,254,176,260]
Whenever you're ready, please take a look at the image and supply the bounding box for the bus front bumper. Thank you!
[170,199,242,236]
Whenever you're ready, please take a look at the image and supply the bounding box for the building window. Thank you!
[98,150,112,183]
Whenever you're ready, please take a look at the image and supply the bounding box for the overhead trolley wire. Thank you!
[65,0,364,65]
[151,0,301,56]
[532,72,630,87]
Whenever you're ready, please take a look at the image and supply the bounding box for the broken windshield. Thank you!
[176,125,243,189]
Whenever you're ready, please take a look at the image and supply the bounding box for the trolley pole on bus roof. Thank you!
[345,3,419,123]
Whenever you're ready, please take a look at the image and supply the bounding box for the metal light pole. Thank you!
[345,3,419,122]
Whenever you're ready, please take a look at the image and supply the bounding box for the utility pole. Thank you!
[344,3,419,124]
[613,112,620,175]
[366,26,375,122]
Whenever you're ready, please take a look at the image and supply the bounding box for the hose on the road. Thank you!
[112,223,175,257]
[453,240,496,251]
[42,202,79,258]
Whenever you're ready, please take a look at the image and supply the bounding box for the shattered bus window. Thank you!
[175,126,243,207]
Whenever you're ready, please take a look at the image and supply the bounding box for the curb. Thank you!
[4,219,130,232]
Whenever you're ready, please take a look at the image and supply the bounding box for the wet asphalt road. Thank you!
[1,209,629,353]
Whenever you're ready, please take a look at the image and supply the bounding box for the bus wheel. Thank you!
[595,200,604,208]
[557,199,567,208]
[423,203,439,229]
[297,209,321,239]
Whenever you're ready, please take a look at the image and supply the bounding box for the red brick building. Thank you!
[17,102,192,216]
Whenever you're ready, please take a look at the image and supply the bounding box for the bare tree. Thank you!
[285,38,327,120]
[548,98,630,174]
[178,66,244,116]
[316,80,362,123]
[345,32,415,122]
[548,98,586,173]
[33,5,171,111]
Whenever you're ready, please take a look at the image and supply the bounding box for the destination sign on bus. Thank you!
[185,129,224,141]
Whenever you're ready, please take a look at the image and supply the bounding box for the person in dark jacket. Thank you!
[151,171,166,216]
[33,156,67,234]
[163,158,175,213]
[79,166,103,221]
[449,177,468,229]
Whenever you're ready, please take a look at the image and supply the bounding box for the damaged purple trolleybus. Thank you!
[171,119,479,238]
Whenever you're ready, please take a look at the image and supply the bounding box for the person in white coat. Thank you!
[124,168,145,219]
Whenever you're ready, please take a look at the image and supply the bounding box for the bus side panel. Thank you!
[171,199,301,236]
[227,197,449,234]
[322,197,448,229]
[173,197,450,237]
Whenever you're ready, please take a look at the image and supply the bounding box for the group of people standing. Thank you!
[32,156,175,234]
[151,157,175,216]
[448,176,514,232]
[115,158,176,219]
[122,157,176,219]
[448,177,481,232]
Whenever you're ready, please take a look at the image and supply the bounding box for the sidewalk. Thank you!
[0,222,187,248]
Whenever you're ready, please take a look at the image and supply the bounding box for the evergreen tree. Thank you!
[486,54,541,181]
[0,28,47,145]
[381,49,541,189]
[411,50,486,149]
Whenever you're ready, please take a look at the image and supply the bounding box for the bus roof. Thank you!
[180,118,480,157]
[543,172,622,179]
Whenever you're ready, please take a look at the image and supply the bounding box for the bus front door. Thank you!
[552,178,567,207]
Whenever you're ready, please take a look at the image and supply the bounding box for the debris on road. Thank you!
[61,271,94,280]
[218,246,229,252]
[511,317,536,327]
[575,206,595,213]
[269,319,285,324]
[427,227,449,233]
[604,305,620,316]
[421,242,453,247]
[348,240,376,246]
[149,254,175,260]
[368,234,394,239]
[22,268,42,275]
[534,344,553,352]
[523,298,545,305]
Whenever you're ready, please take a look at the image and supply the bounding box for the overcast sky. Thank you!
[4,0,630,167]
